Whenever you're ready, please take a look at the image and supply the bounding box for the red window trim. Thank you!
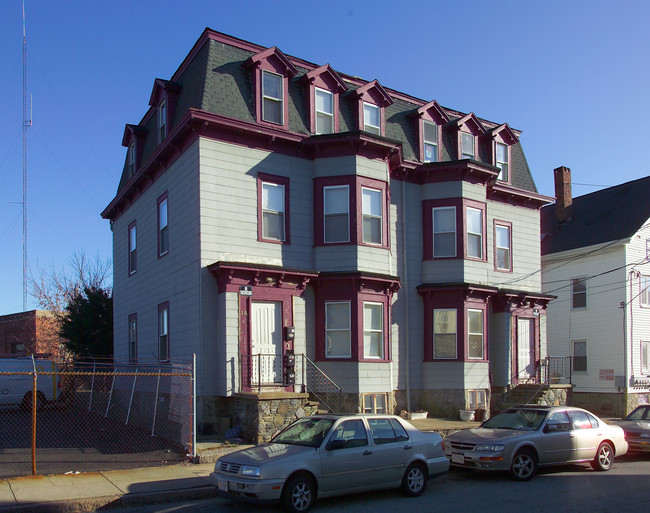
[314,175,390,249]
[463,199,487,262]
[422,198,462,260]
[493,219,513,273]
[302,65,347,135]
[157,192,169,259]
[257,173,290,244]
[128,220,137,276]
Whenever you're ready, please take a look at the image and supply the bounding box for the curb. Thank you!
[0,485,218,513]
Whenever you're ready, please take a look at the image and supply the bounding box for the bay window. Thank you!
[468,309,484,359]
[432,207,456,258]
[324,186,350,243]
[434,309,457,359]
[363,302,384,359]
[325,302,351,358]
[362,188,382,245]
[467,207,483,259]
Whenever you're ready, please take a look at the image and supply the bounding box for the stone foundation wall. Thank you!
[570,391,649,418]
[395,389,472,419]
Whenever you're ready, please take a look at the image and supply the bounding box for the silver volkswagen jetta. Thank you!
[210,414,449,513]
[444,405,628,481]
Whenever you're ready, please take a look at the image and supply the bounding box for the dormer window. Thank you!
[127,142,135,178]
[363,102,381,135]
[262,71,283,125]
[315,88,334,134]
[461,132,475,159]
[158,98,167,143]
[424,122,438,162]
[496,142,509,181]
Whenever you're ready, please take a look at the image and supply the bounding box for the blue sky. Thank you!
[1,0,649,315]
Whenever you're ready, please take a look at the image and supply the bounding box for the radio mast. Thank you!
[22,0,31,311]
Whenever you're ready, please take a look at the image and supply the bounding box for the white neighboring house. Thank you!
[542,167,650,417]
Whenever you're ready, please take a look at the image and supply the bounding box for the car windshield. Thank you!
[481,408,548,431]
[271,417,334,447]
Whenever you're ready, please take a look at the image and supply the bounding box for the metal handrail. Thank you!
[301,355,342,413]
[507,356,572,405]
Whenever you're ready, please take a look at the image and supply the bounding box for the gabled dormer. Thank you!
[486,123,519,183]
[122,124,148,181]
[410,100,450,163]
[149,79,182,144]
[243,47,298,130]
[451,112,485,161]
[301,64,348,135]
[349,80,393,136]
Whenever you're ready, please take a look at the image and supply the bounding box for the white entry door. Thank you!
[251,301,283,385]
[517,318,535,381]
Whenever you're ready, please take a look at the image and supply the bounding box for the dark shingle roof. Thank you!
[541,175,650,255]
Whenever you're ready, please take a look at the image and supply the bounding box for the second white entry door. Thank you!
[251,301,283,385]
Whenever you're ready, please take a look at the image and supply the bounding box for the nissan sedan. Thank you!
[615,405,650,452]
[210,414,449,513]
[444,405,628,481]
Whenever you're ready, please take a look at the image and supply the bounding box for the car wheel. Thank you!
[591,442,614,471]
[510,449,537,481]
[401,462,427,497]
[281,474,315,513]
[21,392,45,411]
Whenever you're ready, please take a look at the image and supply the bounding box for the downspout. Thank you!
[401,179,411,413]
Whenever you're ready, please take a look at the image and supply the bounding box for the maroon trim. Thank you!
[493,219,513,273]
[257,173,291,244]
[302,64,347,135]
[128,220,137,276]
[157,192,169,259]
[512,315,540,384]
[314,274,400,362]
[158,301,170,362]
[208,262,317,295]
[463,199,487,262]
[351,80,393,135]
[422,198,462,260]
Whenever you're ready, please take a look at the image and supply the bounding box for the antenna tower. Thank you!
[22,0,31,311]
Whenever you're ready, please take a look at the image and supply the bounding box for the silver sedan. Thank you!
[210,414,449,513]
[444,405,628,481]
[614,404,650,452]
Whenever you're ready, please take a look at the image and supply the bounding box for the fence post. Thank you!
[151,366,162,437]
[191,354,197,460]
[31,355,37,475]
[125,367,139,425]
[105,367,117,418]
[88,362,96,412]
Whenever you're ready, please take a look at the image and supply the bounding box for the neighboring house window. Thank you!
[128,221,137,275]
[496,142,509,181]
[127,143,135,178]
[362,188,382,245]
[325,302,351,358]
[467,390,487,411]
[158,193,169,257]
[262,70,283,125]
[315,88,334,134]
[461,132,475,159]
[324,185,350,243]
[642,341,650,374]
[641,276,650,307]
[158,303,169,361]
[423,121,438,162]
[466,207,483,259]
[467,309,484,359]
[495,222,512,271]
[433,309,457,359]
[262,182,285,240]
[158,98,167,143]
[363,302,384,359]
[572,340,587,372]
[646,239,650,260]
[571,277,587,309]
[363,102,381,135]
[128,314,137,364]
[363,393,388,414]
[432,207,456,258]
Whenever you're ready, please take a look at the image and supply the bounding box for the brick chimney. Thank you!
[553,166,572,223]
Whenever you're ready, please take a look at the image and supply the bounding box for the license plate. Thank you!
[452,452,465,464]
[218,479,228,492]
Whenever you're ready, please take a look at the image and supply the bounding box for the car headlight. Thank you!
[474,444,505,452]
[241,465,261,477]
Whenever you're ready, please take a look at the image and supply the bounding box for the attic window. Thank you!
[127,142,135,178]
[461,132,475,159]
[262,71,283,125]
[363,103,381,135]
[315,88,334,134]
[423,122,438,162]
[496,142,509,181]
[158,98,167,143]
[301,64,347,135]
[351,80,393,137]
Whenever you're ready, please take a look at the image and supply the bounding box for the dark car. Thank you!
[614,405,650,452]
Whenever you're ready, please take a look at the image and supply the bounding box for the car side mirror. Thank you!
[544,424,558,433]
[326,439,346,451]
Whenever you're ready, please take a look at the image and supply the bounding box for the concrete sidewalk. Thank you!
[0,417,477,512]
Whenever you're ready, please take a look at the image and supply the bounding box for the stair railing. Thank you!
[301,355,342,413]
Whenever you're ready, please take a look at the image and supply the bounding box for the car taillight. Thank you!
[441,440,445,450]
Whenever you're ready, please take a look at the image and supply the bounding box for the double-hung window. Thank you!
[466,207,483,259]
[324,186,349,243]
[496,142,509,181]
[262,181,285,241]
[571,277,587,309]
[363,302,383,359]
[423,121,438,162]
[127,143,135,178]
[642,341,650,374]
[572,340,587,372]
[128,314,137,363]
[158,303,169,362]
[432,207,456,257]
[461,132,475,159]
[362,188,382,245]
[315,88,334,134]
[158,194,169,257]
[128,221,137,275]
[262,71,283,125]
[468,309,484,359]
[495,223,512,271]
[433,309,457,359]
[325,302,351,358]
[641,276,650,307]
[158,98,167,143]
[363,102,381,135]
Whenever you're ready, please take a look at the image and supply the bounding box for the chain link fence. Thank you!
[0,356,196,478]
